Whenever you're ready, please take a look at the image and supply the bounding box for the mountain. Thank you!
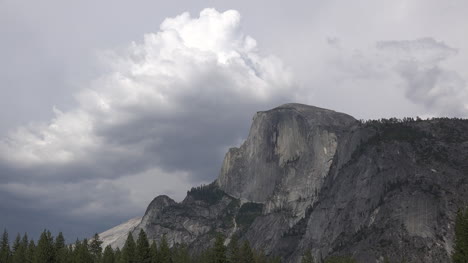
[100,103,468,262]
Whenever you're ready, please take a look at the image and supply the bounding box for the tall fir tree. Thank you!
[135,229,151,263]
[11,233,27,263]
[0,229,10,263]
[453,207,468,263]
[172,243,189,263]
[102,245,115,263]
[114,247,122,263]
[35,230,55,263]
[89,233,103,263]
[212,234,227,263]
[239,241,254,263]
[55,232,69,263]
[25,240,36,263]
[74,238,93,263]
[122,232,136,263]
[227,235,240,263]
[149,241,159,263]
[158,235,171,263]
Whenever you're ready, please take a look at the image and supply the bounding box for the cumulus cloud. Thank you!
[0,8,298,237]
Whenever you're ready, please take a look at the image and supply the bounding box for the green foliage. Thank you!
[12,233,28,263]
[239,240,254,263]
[122,232,136,263]
[102,245,115,263]
[149,242,158,263]
[158,235,171,263]
[171,243,189,263]
[36,230,55,263]
[73,238,93,263]
[187,183,225,205]
[135,229,151,263]
[212,234,227,263]
[301,249,315,263]
[227,235,240,263]
[0,229,11,263]
[453,207,468,263]
[26,240,36,263]
[89,233,103,263]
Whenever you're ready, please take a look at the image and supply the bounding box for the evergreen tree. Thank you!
[158,235,171,263]
[301,249,315,263]
[122,232,136,263]
[55,232,69,263]
[453,207,468,263]
[0,229,11,263]
[171,244,189,263]
[36,230,55,263]
[114,247,122,263]
[12,233,27,263]
[89,233,103,262]
[25,240,36,263]
[239,241,254,263]
[102,245,115,263]
[149,241,159,263]
[212,234,227,263]
[73,238,93,263]
[135,230,150,263]
[227,235,240,263]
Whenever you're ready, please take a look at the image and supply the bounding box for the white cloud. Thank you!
[0,8,298,224]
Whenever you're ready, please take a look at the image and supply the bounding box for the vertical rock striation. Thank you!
[100,103,468,263]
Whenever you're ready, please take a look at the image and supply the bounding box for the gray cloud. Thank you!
[377,38,468,116]
[0,8,298,239]
[1,0,468,241]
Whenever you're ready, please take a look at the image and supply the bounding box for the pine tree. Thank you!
[239,241,254,263]
[115,247,122,263]
[227,235,240,263]
[12,233,27,263]
[122,232,136,263]
[453,207,468,263]
[171,244,189,263]
[158,235,171,263]
[55,232,69,263]
[89,233,103,262]
[135,230,150,263]
[36,230,55,263]
[301,249,315,263]
[73,238,93,263]
[102,245,115,263]
[149,241,159,263]
[212,234,227,263]
[0,229,11,263]
[25,240,36,263]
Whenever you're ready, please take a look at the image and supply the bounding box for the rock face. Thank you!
[101,103,468,262]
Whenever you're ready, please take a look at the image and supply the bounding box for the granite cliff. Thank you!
[101,103,468,262]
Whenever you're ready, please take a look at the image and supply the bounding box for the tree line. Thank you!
[0,227,360,263]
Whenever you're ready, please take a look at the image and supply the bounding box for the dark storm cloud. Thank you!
[1,0,468,241]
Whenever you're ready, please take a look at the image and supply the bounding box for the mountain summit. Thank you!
[101,103,468,262]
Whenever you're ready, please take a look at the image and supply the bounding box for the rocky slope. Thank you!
[101,103,468,262]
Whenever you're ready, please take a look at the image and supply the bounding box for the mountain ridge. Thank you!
[100,103,468,262]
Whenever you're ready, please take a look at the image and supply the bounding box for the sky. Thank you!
[1,0,468,241]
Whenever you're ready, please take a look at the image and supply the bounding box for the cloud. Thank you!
[376,38,468,116]
[0,8,298,237]
[317,37,468,118]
